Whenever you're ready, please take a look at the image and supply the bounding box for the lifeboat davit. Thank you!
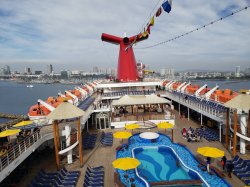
[28,81,98,123]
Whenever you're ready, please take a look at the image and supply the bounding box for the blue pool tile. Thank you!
[116,133,231,187]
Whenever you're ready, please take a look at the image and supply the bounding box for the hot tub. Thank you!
[139,132,159,143]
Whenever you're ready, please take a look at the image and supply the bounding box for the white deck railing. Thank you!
[162,91,224,122]
[0,130,41,172]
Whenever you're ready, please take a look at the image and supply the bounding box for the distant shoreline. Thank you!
[0,79,83,85]
[191,79,250,81]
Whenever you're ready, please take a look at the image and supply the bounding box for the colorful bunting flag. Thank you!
[142,31,149,38]
[156,7,162,17]
[149,16,154,26]
[162,0,172,13]
[146,25,151,34]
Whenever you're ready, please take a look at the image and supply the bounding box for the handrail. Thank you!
[0,93,98,181]
[164,91,224,118]
[0,129,41,171]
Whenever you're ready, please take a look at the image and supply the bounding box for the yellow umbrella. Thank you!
[113,131,132,139]
[157,122,174,141]
[13,120,33,127]
[157,122,174,129]
[125,124,140,134]
[0,129,21,137]
[197,147,224,158]
[113,131,132,143]
[112,157,141,170]
[125,124,140,130]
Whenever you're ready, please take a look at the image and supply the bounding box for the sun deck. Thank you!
[2,110,247,187]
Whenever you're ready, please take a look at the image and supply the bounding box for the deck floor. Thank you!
[13,110,249,187]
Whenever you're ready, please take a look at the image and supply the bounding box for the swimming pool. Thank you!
[134,146,199,182]
[116,133,231,187]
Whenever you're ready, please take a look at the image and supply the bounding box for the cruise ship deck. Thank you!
[2,110,249,187]
[0,80,250,187]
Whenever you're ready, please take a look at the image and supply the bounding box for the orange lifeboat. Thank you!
[210,89,238,103]
[71,89,81,99]
[86,83,94,88]
[162,80,170,87]
[28,102,51,118]
[199,88,210,95]
[172,82,182,90]
[218,89,238,103]
[81,86,89,93]
[186,85,200,94]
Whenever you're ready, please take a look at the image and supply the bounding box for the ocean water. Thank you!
[0,118,12,124]
[0,80,78,115]
[191,80,250,91]
[0,79,249,115]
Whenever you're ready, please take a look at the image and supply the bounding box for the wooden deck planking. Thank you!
[15,109,247,187]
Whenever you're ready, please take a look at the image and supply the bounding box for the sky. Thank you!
[0,0,250,72]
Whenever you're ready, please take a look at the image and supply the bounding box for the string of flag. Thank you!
[139,0,172,38]
[136,0,163,37]
[136,5,250,50]
[125,0,172,50]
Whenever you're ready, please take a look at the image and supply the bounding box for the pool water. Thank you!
[117,133,231,187]
[134,147,199,182]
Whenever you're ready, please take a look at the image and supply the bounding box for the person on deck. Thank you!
[221,156,227,170]
[182,127,187,138]
[227,161,234,178]
[206,157,211,172]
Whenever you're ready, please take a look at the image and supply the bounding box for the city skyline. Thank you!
[1,63,249,75]
[0,0,250,71]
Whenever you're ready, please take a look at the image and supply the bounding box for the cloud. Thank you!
[0,0,249,71]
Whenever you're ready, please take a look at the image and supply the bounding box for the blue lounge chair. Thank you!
[237,172,250,178]
[62,167,80,175]
[87,165,104,171]
[233,158,244,167]
[84,180,103,187]
[38,172,57,180]
[57,173,77,183]
[40,169,58,176]
[53,177,75,187]
[84,175,103,184]
[234,161,248,170]
[30,180,52,187]
[86,168,104,176]
[83,183,103,187]
[243,178,250,185]
[231,155,240,164]
[60,170,79,179]
[85,172,103,180]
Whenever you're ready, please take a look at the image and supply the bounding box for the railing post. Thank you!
[0,158,2,171]
[28,137,31,147]
[19,144,21,154]
[6,153,9,165]
[13,148,15,159]
[24,140,27,152]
